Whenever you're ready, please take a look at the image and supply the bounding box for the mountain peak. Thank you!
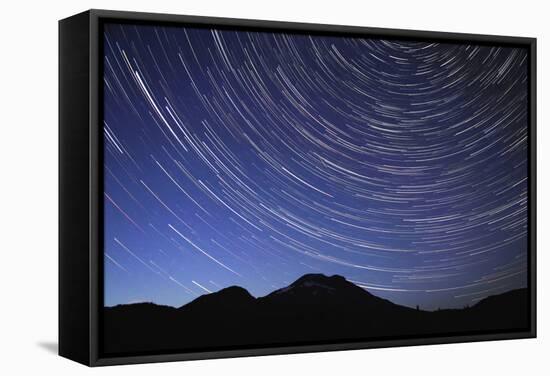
[178,285,255,311]
[261,273,375,305]
[217,285,253,297]
[291,273,346,286]
[287,273,361,292]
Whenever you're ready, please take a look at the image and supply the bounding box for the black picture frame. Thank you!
[59,9,537,367]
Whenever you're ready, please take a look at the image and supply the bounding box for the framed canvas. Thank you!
[59,9,537,366]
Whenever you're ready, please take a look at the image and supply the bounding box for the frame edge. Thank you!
[58,10,93,366]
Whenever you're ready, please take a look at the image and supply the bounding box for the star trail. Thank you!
[102,22,529,310]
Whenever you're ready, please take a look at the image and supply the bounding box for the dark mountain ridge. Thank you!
[103,274,528,355]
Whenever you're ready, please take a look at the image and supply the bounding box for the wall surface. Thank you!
[0,0,546,374]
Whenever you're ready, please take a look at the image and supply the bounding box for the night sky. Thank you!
[102,22,528,310]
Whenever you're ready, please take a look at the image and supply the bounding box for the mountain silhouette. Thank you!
[262,273,382,305]
[179,285,256,313]
[103,274,529,355]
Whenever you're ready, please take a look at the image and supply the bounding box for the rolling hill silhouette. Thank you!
[103,274,529,355]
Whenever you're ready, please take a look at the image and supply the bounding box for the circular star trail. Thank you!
[102,23,529,310]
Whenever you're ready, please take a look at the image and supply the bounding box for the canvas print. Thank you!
[101,22,529,355]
